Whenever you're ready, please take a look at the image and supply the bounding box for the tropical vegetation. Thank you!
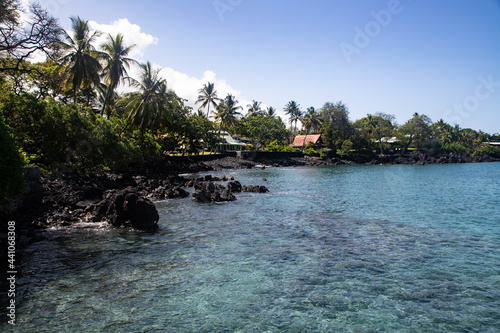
[0,0,498,205]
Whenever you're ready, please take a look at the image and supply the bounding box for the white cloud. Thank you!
[87,19,251,112]
[23,10,253,116]
[124,64,252,115]
[88,18,158,60]
[160,68,252,113]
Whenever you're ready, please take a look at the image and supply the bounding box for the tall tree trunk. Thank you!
[101,86,111,116]
[378,135,384,155]
[118,123,128,139]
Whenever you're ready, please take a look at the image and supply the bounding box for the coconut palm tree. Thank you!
[432,119,454,146]
[97,82,119,117]
[266,106,276,117]
[300,107,322,151]
[195,82,220,118]
[284,100,302,134]
[367,113,374,143]
[213,94,242,131]
[246,100,263,117]
[119,62,171,135]
[58,16,103,104]
[100,33,137,117]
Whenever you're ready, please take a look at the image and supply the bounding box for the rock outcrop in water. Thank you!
[242,185,269,193]
[192,181,236,203]
[92,187,159,232]
[226,181,242,192]
[150,185,190,200]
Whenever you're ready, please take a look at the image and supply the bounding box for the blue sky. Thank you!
[44,0,500,133]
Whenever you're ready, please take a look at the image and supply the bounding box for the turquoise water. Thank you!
[8,163,500,332]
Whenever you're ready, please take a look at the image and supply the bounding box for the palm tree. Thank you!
[97,82,119,116]
[300,107,322,151]
[119,62,171,135]
[432,119,453,146]
[100,33,137,117]
[284,100,302,134]
[266,106,276,117]
[452,124,462,143]
[213,94,242,132]
[59,16,103,104]
[195,82,220,118]
[246,100,263,117]
[367,113,374,143]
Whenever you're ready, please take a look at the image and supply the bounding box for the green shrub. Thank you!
[337,139,354,157]
[266,143,299,152]
[444,142,467,154]
[0,117,25,206]
[319,148,333,160]
[304,147,320,157]
[473,145,500,158]
[1,93,164,173]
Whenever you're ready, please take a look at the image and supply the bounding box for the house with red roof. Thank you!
[290,134,323,148]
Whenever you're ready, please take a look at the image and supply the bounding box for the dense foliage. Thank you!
[0,115,25,205]
[0,0,498,203]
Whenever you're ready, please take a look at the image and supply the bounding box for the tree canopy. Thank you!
[0,0,497,185]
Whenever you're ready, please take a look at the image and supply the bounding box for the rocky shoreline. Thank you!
[3,151,499,231]
[1,151,498,248]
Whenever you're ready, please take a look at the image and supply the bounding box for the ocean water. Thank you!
[6,163,500,332]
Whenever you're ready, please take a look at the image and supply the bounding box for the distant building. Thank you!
[290,134,323,148]
[218,132,246,152]
[232,135,251,144]
[374,137,400,144]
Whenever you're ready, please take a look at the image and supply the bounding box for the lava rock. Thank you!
[93,187,159,232]
[242,185,269,193]
[193,181,236,203]
[150,185,189,200]
[226,181,242,192]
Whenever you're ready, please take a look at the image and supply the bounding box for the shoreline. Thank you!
[2,151,499,232]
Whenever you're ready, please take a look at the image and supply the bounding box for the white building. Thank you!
[218,132,246,152]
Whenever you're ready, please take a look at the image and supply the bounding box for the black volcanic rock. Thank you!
[226,181,242,192]
[242,185,269,193]
[193,181,236,203]
[93,187,159,232]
